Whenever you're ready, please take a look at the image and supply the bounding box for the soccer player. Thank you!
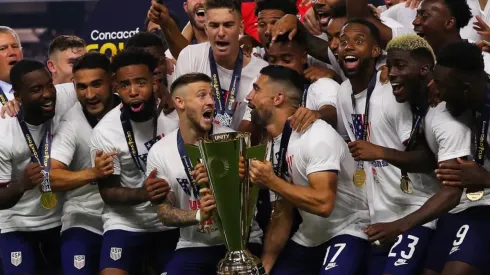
[336,20,435,275]
[0,26,22,105]
[0,60,76,274]
[90,48,179,275]
[144,73,263,274]
[50,52,121,275]
[248,65,370,275]
[173,0,268,130]
[47,35,86,85]
[427,41,490,275]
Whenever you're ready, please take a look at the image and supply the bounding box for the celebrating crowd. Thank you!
[0,0,490,274]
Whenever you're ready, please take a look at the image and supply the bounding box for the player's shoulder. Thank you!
[181,42,210,59]
[311,77,340,91]
[92,105,121,135]
[62,102,84,121]
[0,115,18,148]
[213,124,235,134]
[427,102,469,128]
[248,54,269,69]
[152,128,179,153]
[303,120,341,143]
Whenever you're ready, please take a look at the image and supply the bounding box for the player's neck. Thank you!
[24,112,48,126]
[435,34,462,53]
[0,76,10,84]
[351,66,376,95]
[266,107,296,138]
[214,47,241,70]
[98,94,119,120]
[194,27,208,43]
[180,118,207,145]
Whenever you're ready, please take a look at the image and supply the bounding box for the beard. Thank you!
[187,5,205,31]
[122,97,157,122]
[251,108,272,128]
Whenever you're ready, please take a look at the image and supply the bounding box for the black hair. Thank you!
[48,35,86,57]
[72,52,111,74]
[10,59,47,92]
[330,2,347,18]
[259,65,304,101]
[436,40,484,72]
[272,32,307,50]
[444,0,472,29]
[205,0,242,16]
[343,18,382,46]
[411,48,435,67]
[126,31,165,50]
[170,73,212,94]
[111,48,158,74]
[255,0,298,16]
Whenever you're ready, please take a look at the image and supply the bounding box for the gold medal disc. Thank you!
[466,190,484,201]
[40,192,58,209]
[400,176,413,194]
[353,169,366,187]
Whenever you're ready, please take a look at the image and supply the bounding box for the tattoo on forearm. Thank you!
[157,192,199,228]
[98,176,149,206]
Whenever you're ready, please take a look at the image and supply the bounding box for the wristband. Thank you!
[195,209,201,223]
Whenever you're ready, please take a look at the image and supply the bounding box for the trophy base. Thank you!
[217,250,267,275]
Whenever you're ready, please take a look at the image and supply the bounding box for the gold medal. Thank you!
[466,189,484,201]
[400,176,413,194]
[353,169,366,187]
[40,192,57,209]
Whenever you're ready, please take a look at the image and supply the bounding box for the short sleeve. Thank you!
[172,46,193,83]
[90,128,121,175]
[51,119,77,166]
[382,86,413,144]
[432,112,472,162]
[305,78,339,111]
[0,139,12,186]
[146,144,173,192]
[54,83,78,118]
[303,124,343,175]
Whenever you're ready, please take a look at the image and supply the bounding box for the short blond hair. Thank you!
[387,34,435,63]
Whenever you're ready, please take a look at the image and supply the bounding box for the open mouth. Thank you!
[391,83,404,96]
[202,109,213,122]
[41,101,54,111]
[415,30,425,38]
[8,60,17,66]
[216,41,230,50]
[343,55,360,70]
[130,101,145,112]
[196,7,205,18]
[317,11,330,25]
[87,99,101,109]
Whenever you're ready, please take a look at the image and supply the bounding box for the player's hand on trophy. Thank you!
[364,221,404,247]
[144,168,171,205]
[239,156,247,181]
[1,98,20,118]
[436,158,490,188]
[193,163,209,187]
[271,14,300,44]
[199,188,216,222]
[148,0,171,27]
[348,140,384,161]
[23,163,43,191]
[249,160,275,187]
[93,150,118,179]
[288,107,320,133]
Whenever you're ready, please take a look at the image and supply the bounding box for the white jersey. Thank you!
[51,102,105,235]
[337,72,437,228]
[173,42,268,130]
[0,80,14,104]
[146,125,263,249]
[269,120,370,247]
[90,106,179,232]
[381,3,417,30]
[0,83,76,233]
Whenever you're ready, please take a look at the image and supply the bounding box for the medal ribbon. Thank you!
[17,109,53,193]
[467,84,490,197]
[120,108,158,173]
[351,72,378,170]
[176,127,214,200]
[301,82,310,108]
[400,88,430,182]
[0,86,7,105]
[270,120,293,179]
[208,47,243,119]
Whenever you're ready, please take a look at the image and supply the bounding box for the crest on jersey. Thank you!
[74,255,85,269]
[110,247,122,261]
[11,252,21,266]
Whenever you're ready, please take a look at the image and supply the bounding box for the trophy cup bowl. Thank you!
[186,132,267,275]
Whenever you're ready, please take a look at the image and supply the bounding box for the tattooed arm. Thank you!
[98,175,150,206]
[156,191,199,227]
